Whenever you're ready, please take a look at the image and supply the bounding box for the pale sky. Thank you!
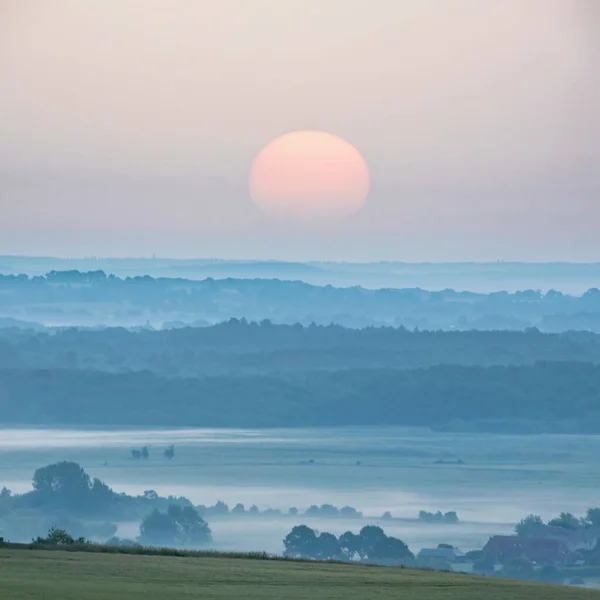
[1,0,598,260]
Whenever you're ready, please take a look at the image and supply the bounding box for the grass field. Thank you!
[0,548,599,600]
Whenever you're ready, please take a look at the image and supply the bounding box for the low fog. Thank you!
[1,425,598,558]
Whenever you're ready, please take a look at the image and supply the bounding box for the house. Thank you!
[418,547,464,562]
[482,535,572,565]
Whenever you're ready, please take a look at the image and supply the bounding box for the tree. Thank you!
[357,525,386,560]
[139,505,211,547]
[88,478,114,512]
[515,514,544,536]
[315,532,342,560]
[355,526,413,563]
[167,505,212,545]
[32,462,91,510]
[370,533,413,563]
[318,504,339,517]
[339,531,361,561]
[212,501,229,515]
[141,446,149,459]
[231,503,246,514]
[164,445,175,460]
[283,525,318,558]
[548,512,583,530]
[586,508,600,527]
[340,506,361,518]
[139,509,179,546]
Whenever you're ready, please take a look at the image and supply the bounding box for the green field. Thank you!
[0,549,598,600]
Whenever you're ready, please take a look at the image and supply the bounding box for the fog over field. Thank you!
[2,425,599,556]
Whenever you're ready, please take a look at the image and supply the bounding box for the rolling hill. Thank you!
[0,547,597,600]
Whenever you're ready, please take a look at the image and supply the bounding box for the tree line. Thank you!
[1,461,420,545]
[0,361,599,432]
[283,524,414,564]
[2,321,600,376]
[516,509,600,536]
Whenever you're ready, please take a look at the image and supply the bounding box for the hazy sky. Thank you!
[1,0,598,260]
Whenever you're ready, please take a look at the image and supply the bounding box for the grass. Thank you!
[1,547,599,600]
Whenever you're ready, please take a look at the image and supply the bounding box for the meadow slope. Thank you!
[0,549,598,600]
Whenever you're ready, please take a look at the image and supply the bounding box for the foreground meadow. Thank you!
[0,548,598,600]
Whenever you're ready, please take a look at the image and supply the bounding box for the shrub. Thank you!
[34,527,86,546]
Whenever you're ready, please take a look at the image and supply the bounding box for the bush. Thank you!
[538,564,564,584]
[34,527,86,546]
[473,557,495,575]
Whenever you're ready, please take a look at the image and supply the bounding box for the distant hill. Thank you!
[2,256,600,292]
[0,317,44,331]
[3,270,600,330]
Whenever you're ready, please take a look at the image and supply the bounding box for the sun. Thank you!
[249,130,370,220]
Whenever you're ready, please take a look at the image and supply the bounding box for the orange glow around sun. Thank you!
[249,131,370,220]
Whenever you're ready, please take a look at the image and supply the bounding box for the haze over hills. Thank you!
[2,256,600,293]
[4,267,600,331]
